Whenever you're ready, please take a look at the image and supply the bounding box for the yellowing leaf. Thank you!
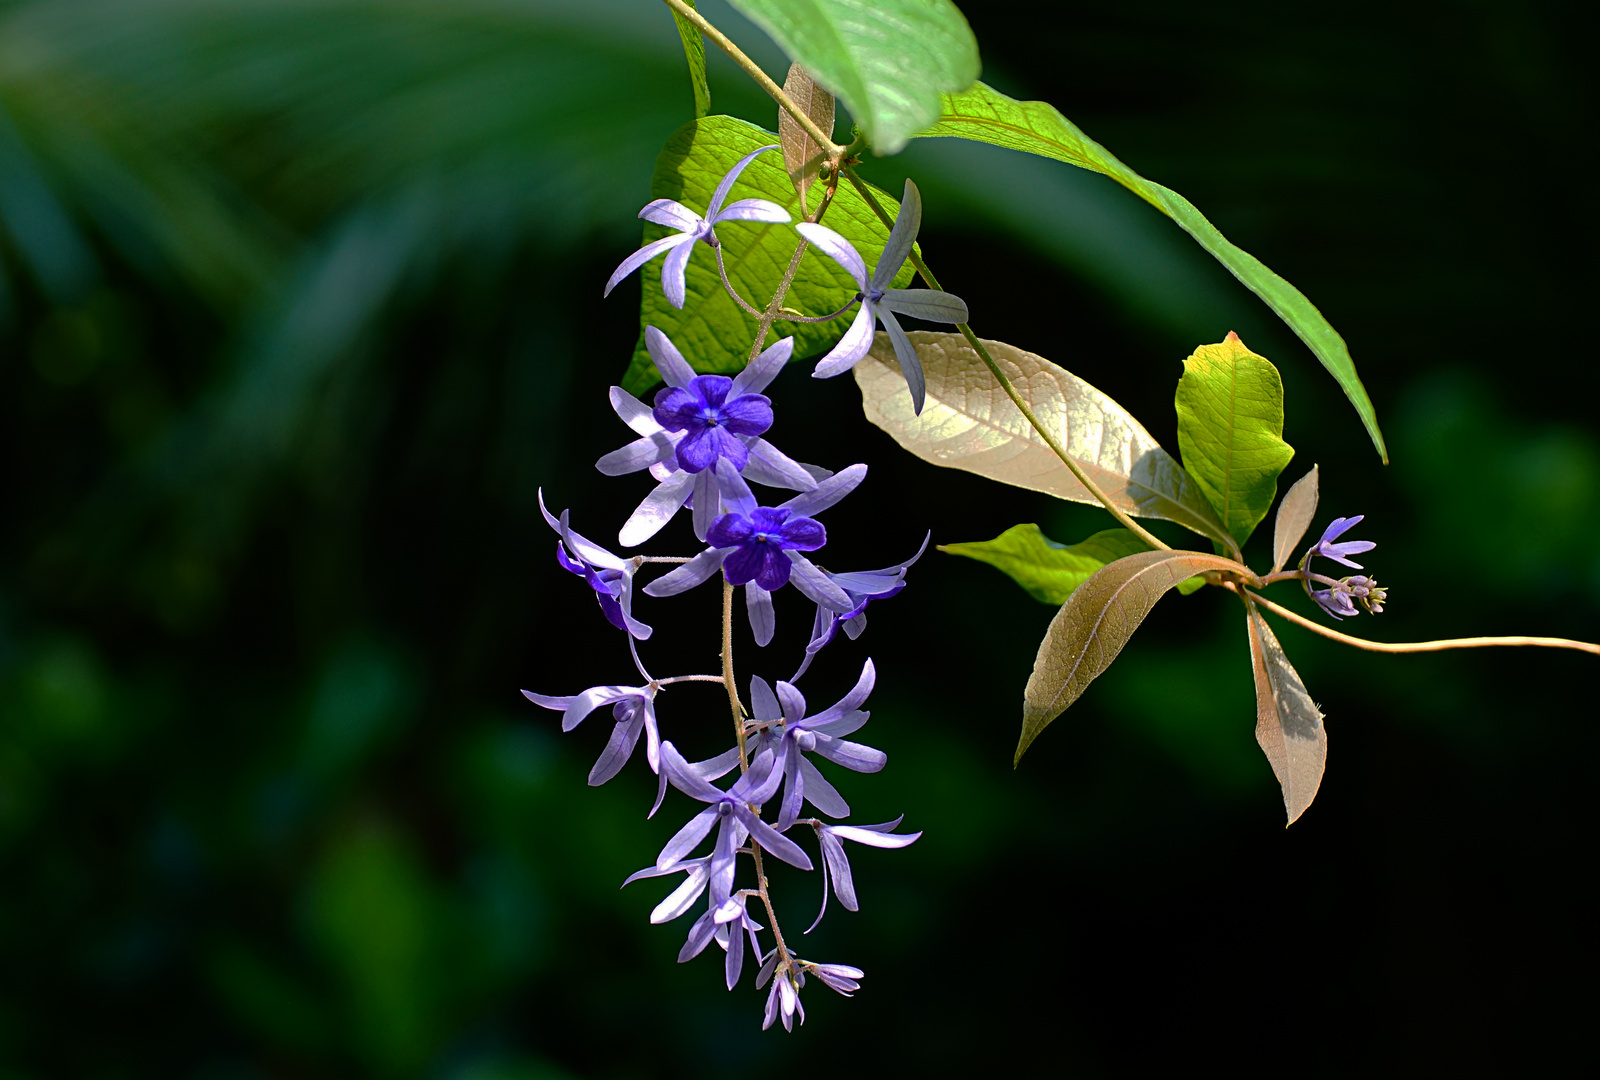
[855,331,1231,547]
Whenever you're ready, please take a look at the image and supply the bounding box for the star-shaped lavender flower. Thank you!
[795,179,968,415]
[521,676,660,786]
[538,491,650,640]
[746,662,887,831]
[808,817,921,932]
[655,742,812,914]
[645,461,859,645]
[598,327,819,545]
[603,145,791,309]
[1307,515,1376,569]
[792,533,928,681]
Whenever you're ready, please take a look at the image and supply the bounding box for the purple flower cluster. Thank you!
[1300,516,1388,619]
[525,147,933,1031]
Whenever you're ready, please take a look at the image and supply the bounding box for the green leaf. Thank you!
[1019,549,1256,763]
[726,0,980,154]
[915,82,1387,462]
[1174,332,1295,547]
[669,0,712,119]
[855,330,1233,548]
[622,115,913,393]
[1246,602,1326,824]
[941,524,1204,604]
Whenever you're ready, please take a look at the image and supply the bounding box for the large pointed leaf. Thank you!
[1246,603,1327,824]
[856,331,1232,547]
[669,0,711,119]
[1174,332,1295,547]
[1019,550,1255,762]
[726,0,980,155]
[1271,465,1319,575]
[621,115,914,393]
[914,82,1386,462]
[941,524,1204,604]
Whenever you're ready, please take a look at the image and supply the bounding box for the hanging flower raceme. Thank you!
[604,145,790,309]
[795,179,969,414]
[534,126,932,1033]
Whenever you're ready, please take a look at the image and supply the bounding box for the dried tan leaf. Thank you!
[856,332,1231,547]
[779,63,835,220]
[1018,549,1254,762]
[1247,602,1327,824]
[1271,465,1319,574]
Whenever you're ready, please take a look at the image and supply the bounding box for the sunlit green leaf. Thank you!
[1246,602,1326,824]
[726,0,979,154]
[855,330,1231,547]
[669,0,711,119]
[941,523,1204,603]
[1174,332,1294,547]
[623,114,913,392]
[1019,549,1255,763]
[915,82,1386,462]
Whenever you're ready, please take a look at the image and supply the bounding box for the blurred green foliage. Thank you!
[1,0,1595,1076]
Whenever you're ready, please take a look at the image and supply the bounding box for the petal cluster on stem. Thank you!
[796,179,969,414]
[604,145,790,309]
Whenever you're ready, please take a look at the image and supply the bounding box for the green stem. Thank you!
[749,184,837,359]
[660,0,843,160]
[842,170,1182,557]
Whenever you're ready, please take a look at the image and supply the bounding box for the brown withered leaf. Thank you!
[1246,602,1327,824]
[779,63,835,220]
[1019,549,1255,762]
[1271,464,1319,574]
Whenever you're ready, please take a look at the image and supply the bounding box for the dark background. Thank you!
[2,1,1595,1076]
